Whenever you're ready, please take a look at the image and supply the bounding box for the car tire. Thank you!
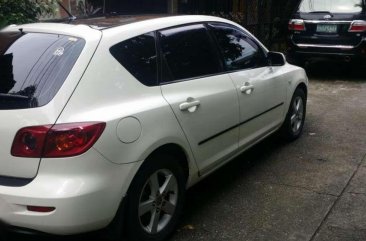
[281,88,306,141]
[125,154,186,241]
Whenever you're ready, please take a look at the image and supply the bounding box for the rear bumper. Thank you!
[287,38,366,60]
[0,148,141,235]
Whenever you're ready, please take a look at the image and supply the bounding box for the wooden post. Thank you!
[168,0,178,14]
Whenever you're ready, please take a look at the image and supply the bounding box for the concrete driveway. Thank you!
[169,61,366,241]
[2,61,366,241]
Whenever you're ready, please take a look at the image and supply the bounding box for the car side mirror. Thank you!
[267,52,286,66]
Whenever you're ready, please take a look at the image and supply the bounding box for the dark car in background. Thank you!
[287,0,366,65]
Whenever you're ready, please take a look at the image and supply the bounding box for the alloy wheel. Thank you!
[138,169,178,234]
[290,96,304,133]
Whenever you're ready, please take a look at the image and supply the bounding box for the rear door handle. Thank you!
[240,84,254,95]
[179,99,200,112]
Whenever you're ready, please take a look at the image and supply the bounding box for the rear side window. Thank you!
[0,32,85,110]
[159,24,221,83]
[299,0,363,13]
[209,23,267,71]
[110,32,158,86]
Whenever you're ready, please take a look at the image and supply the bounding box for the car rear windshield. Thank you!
[299,0,363,13]
[0,31,85,110]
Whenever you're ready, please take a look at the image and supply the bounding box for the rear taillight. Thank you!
[349,20,366,32]
[288,19,306,31]
[11,122,106,158]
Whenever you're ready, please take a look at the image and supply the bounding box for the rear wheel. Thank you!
[125,155,186,241]
[281,88,306,141]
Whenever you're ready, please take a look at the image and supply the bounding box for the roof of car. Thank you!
[69,14,175,29]
[2,15,227,34]
[2,15,264,48]
[2,15,224,34]
[1,14,268,54]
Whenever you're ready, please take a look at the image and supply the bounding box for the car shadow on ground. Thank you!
[0,228,102,241]
[175,133,289,230]
[304,59,366,81]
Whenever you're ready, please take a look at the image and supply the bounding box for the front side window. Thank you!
[0,32,85,109]
[209,23,267,71]
[159,24,221,83]
[299,0,363,13]
[110,32,158,86]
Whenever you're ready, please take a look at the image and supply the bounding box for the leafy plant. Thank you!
[77,0,106,16]
[0,0,56,29]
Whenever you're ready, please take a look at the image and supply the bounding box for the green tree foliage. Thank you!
[0,0,56,29]
[77,0,106,16]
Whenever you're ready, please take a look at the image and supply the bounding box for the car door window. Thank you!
[208,23,267,71]
[110,32,158,86]
[158,24,222,83]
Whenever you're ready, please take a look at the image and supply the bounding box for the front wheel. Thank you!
[281,88,306,141]
[125,155,186,241]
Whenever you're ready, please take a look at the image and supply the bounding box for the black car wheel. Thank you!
[281,88,307,141]
[125,155,186,241]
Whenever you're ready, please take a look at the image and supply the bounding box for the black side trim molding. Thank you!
[198,102,284,146]
[239,102,284,127]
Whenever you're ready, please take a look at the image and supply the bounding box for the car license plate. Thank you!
[316,24,338,33]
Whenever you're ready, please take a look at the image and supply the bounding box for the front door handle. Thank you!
[240,84,254,95]
[179,98,200,112]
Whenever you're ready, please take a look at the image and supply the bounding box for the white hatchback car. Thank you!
[0,15,308,240]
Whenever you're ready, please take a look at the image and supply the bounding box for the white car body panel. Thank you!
[160,74,240,173]
[229,66,287,147]
[0,148,141,234]
[0,16,308,235]
[0,25,101,178]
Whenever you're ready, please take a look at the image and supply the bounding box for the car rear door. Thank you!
[158,24,240,174]
[208,23,287,147]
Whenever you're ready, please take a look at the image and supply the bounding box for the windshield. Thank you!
[0,32,85,110]
[299,0,364,13]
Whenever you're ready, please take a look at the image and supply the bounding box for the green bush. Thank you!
[0,0,55,29]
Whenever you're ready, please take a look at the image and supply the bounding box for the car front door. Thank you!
[158,24,240,174]
[208,23,287,148]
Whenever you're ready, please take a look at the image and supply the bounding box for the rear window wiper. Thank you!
[0,93,38,109]
[0,93,30,100]
[307,11,333,15]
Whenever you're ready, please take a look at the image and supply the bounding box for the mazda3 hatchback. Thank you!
[0,15,308,241]
[287,0,366,65]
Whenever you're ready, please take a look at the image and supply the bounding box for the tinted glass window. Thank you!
[299,0,363,13]
[159,24,221,82]
[0,32,85,110]
[110,32,157,86]
[209,23,267,71]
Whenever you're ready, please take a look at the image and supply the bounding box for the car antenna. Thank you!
[57,1,77,23]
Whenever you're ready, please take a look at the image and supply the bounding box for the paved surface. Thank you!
[2,60,366,241]
[169,61,366,241]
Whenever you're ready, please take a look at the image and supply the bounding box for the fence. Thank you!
[178,0,301,51]
[56,0,301,50]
